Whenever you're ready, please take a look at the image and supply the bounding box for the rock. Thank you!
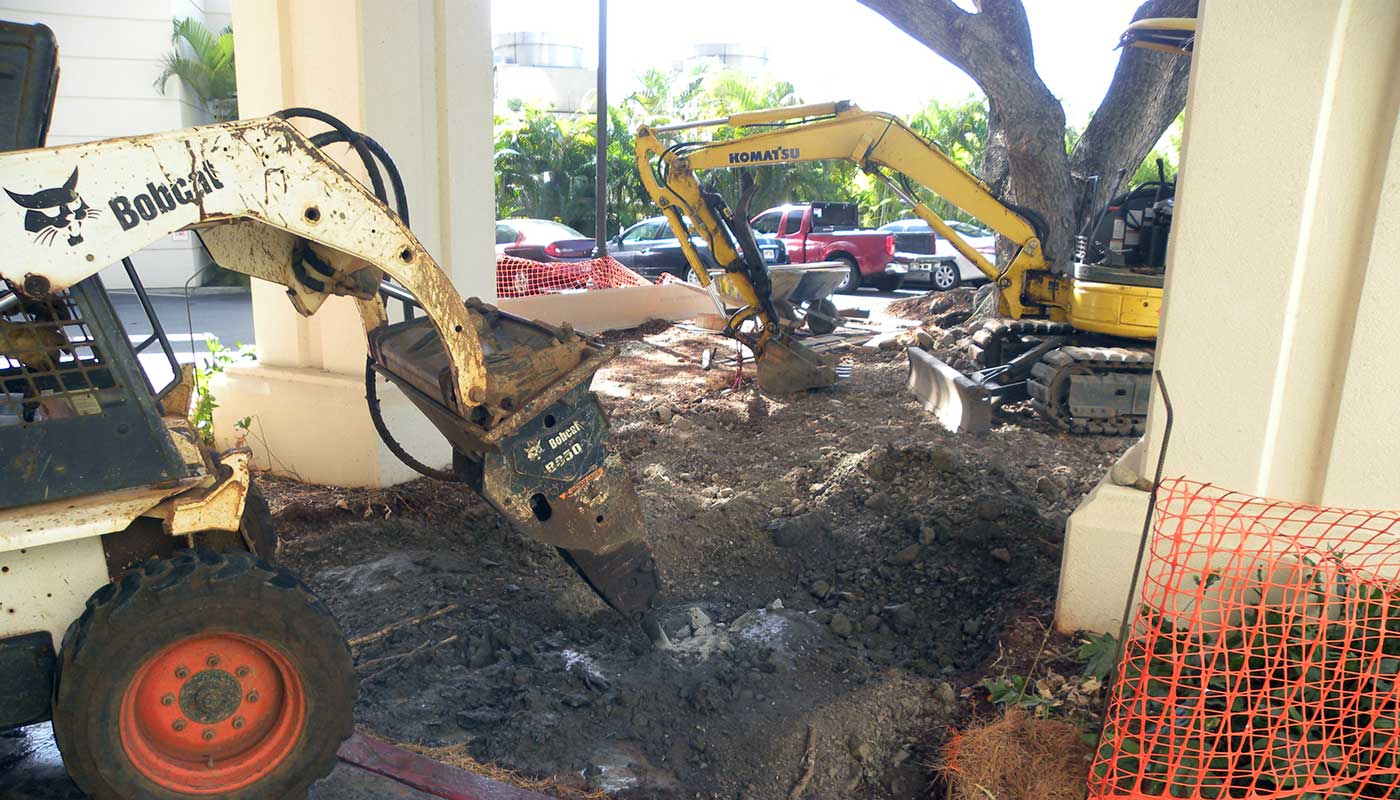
[914,328,936,349]
[829,613,854,638]
[809,482,826,495]
[746,395,768,419]
[687,607,713,631]
[1097,437,1122,453]
[887,543,921,566]
[766,598,784,612]
[918,526,938,545]
[671,415,697,432]
[1134,477,1154,492]
[900,513,923,534]
[885,604,918,634]
[810,580,832,599]
[1110,460,1137,487]
[990,547,1011,564]
[770,506,785,518]
[962,618,981,635]
[929,293,962,315]
[1035,475,1060,495]
[864,492,893,512]
[504,583,522,594]
[849,740,874,763]
[975,496,1005,520]
[861,614,883,633]
[935,681,958,706]
[656,406,674,424]
[771,511,832,548]
[930,445,963,473]
[878,336,903,351]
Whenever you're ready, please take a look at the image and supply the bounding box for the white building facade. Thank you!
[0,0,232,288]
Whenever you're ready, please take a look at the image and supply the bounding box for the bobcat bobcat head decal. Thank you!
[6,167,102,246]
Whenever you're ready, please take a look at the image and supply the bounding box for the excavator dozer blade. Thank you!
[906,346,992,434]
[756,334,839,394]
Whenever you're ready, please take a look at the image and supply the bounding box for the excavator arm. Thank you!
[636,101,1071,323]
[0,114,662,629]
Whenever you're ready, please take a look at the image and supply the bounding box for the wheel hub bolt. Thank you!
[172,719,186,732]
[232,716,245,730]
[206,655,220,667]
[246,690,259,703]
[174,666,188,679]
[202,729,215,742]
[161,694,175,706]
[236,666,250,678]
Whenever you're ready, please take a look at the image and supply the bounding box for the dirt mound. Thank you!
[269,324,1126,799]
[941,709,1094,800]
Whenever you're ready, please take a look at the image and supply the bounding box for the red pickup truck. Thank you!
[749,202,912,292]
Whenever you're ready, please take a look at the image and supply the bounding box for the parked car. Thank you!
[495,218,598,297]
[877,218,995,291]
[750,202,906,293]
[495,219,597,262]
[607,215,788,281]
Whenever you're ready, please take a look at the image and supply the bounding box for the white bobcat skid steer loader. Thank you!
[0,21,660,800]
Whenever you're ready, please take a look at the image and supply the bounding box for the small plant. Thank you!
[1077,631,1119,683]
[190,336,255,443]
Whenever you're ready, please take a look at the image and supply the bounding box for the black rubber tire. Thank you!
[929,260,960,291]
[805,298,840,335]
[240,480,277,562]
[875,273,906,293]
[52,549,355,800]
[832,256,862,293]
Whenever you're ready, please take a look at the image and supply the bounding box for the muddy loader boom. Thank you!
[639,102,1164,433]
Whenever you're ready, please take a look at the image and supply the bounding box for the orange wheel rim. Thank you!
[119,633,307,794]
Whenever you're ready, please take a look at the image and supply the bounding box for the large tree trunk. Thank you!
[859,0,1196,272]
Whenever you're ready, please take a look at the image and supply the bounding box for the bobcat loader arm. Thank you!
[0,114,661,626]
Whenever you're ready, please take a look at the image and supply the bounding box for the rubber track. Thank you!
[1027,345,1154,435]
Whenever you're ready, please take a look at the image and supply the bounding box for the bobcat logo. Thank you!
[6,167,102,246]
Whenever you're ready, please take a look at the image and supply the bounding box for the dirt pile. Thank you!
[267,323,1127,799]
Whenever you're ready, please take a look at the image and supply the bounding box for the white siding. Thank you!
[1,0,231,287]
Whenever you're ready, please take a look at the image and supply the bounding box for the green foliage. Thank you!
[1096,567,1400,799]
[1132,112,1185,185]
[1077,631,1119,682]
[496,71,1084,235]
[190,336,255,443]
[155,18,237,122]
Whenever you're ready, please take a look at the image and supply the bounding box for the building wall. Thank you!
[0,0,233,288]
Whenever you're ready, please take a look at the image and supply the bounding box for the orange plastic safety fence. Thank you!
[1091,478,1400,800]
[495,255,652,299]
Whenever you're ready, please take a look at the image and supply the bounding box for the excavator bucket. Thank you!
[756,334,839,394]
[906,347,993,434]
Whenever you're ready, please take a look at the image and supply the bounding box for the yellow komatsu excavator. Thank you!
[637,100,1167,434]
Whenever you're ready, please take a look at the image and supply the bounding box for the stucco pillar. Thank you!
[211,0,496,486]
[1057,0,1400,634]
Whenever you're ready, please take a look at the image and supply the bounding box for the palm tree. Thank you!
[155,18,237,122]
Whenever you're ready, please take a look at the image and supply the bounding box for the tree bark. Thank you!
[858,0,1196,272]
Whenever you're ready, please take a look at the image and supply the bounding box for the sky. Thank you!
[490,0,1147,123]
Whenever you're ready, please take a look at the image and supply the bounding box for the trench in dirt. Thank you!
[268,312,1126,800]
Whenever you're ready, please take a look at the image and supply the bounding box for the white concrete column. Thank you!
[1058,0,1400,634]
[211,0,496,487]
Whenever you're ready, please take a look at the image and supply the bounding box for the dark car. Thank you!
[606,216,787,281]
[495,219,597,262]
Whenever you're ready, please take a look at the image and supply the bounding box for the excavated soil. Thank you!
[265,308,1127,800]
